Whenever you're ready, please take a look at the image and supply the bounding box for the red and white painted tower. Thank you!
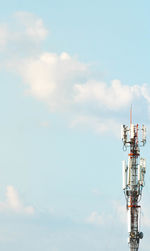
[121,108,146,251]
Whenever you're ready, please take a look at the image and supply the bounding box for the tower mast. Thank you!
[121,110,146,250]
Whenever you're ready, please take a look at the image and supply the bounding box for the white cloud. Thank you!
[85,200,126,227]
[74,80,144,110]
[14,12,48,42]
[0,186,34,215]
[0,12,48,52]
[0,24,8,50]
[140,84,150,103]
[10,52,88,111]
[86,211,104,225]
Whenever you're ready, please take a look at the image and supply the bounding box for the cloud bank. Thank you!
[1,12,150,136]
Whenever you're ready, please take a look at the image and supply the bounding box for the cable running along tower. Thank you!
[121,108,146,251]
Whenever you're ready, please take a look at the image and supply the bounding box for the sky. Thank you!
[0,0,150,250]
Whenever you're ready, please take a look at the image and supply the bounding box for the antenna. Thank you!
[121,109,146,250]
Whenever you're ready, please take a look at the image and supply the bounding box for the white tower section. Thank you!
[121,118,146,251]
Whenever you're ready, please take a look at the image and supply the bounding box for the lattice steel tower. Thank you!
[121,109,146,251]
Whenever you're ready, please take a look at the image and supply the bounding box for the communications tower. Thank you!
[121,108,146,250]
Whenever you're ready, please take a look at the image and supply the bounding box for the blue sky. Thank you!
[0,1,150,250]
